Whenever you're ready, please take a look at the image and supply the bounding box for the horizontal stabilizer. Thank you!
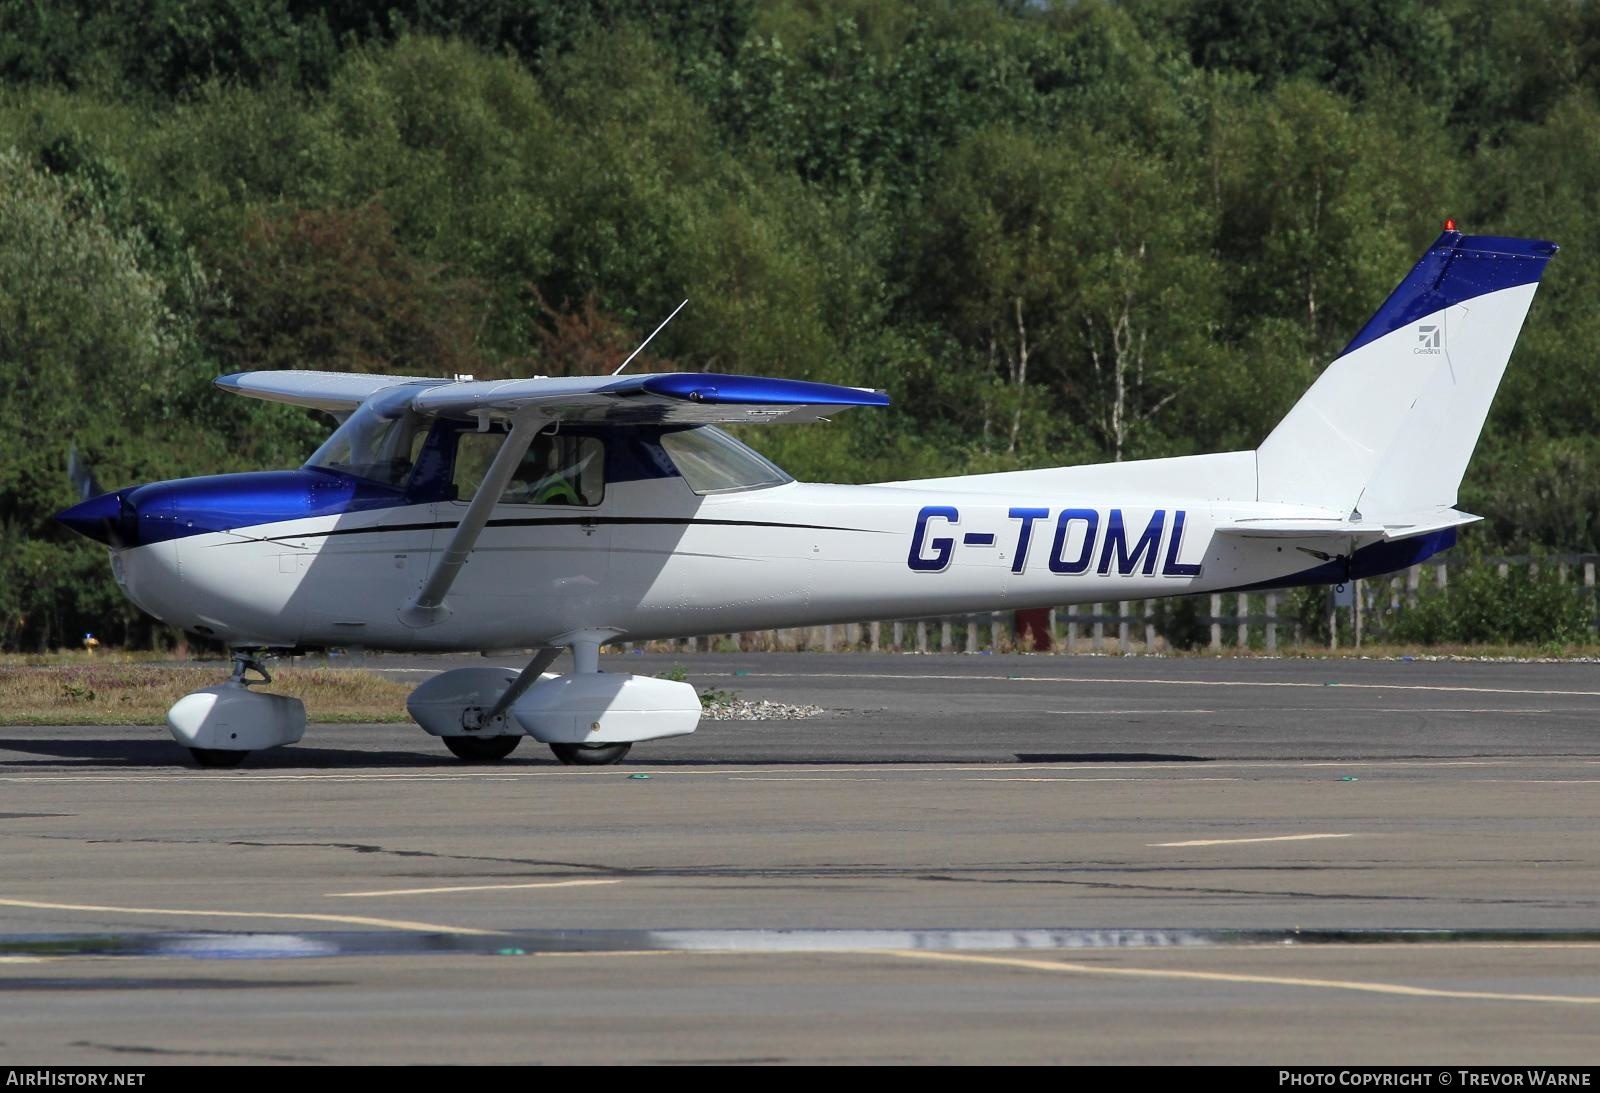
[1217,508,1481,542]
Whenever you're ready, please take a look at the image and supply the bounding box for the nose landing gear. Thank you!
[167,648,306,768]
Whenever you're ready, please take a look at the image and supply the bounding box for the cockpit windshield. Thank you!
[304,387,427,489]
[659,426,792,494]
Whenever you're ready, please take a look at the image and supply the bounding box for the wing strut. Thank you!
[464,647,563,732]
[400,414,544,628]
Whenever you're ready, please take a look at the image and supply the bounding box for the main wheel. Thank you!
[443,734,522,761]
[189,747,249,768]
[549,742,632,766]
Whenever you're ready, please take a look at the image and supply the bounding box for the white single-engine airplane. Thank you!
[58,226,1556,767]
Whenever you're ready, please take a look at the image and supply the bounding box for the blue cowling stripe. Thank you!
[1340,232,1558,358]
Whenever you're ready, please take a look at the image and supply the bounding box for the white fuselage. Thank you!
[111,449,1363,651]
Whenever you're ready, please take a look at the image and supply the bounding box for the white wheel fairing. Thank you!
[166,682,306,752]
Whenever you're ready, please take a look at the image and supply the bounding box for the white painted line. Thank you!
[0,897,497,936]
[0,763,1208,784]
[326,879,620,899]
[1150,833,1357,848]
[1048,707,1558,716]
[969,777,1242,784]
[736,671,1600,699]
[0,758,1567,785]
[1491,780,1600,784]
[1043,709,1219,715]
[727,777,883,782]
[887,949,1600,1005]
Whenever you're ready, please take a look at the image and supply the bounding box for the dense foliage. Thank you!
[3,0,1599,648]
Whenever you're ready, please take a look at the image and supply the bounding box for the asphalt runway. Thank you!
[2,653,1599,1064]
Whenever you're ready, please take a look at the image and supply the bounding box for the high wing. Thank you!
[214,370,447,412]
[215,368,890,628]
[216,370,889,423]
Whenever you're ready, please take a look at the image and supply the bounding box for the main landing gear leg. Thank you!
[547,635,631,766]
[406,629,698,767]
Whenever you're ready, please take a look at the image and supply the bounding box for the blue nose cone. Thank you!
[55,491,135,548]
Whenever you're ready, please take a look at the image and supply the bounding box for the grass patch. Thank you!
[0,665,412,725]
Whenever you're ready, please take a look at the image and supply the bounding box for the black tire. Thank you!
[189,747,248,768]
[443,734,522,761]
[549,742,632,766]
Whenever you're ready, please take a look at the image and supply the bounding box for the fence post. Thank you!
[1209,594,1222,651]
[1588,561,1597,637]
[965,616,978,654]
[1067,606,1079,651]
[1144,599,1156,652]
[892,620,903,651]
[1353,580,1362,649]
[1118,600,1130,653]
[1236,593,1249,649]
[916,619,928,654]
[1437,563,1448,590]
[1265,593,1278,654]
[941,618,953,653]
[1092,603,1104,652]
[1047,608,1059,653]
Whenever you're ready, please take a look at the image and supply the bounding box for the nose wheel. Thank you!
[549,742,632,766]
[442,734,522,761]
[189,747,250,768]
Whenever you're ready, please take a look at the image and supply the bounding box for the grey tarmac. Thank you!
[2,653,1598,1065]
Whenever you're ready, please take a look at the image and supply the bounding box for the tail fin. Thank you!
[1255,229,1557,517]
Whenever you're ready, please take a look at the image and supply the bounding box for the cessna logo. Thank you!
[1415,324,1441,355]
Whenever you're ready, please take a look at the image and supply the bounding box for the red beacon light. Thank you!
[1444,217,1458,231]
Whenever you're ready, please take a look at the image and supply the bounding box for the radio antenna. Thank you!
[612,298,687,376]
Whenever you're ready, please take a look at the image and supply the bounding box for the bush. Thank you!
[1387,557,1593,646]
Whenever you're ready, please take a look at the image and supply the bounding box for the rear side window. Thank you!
[660,427,791,494]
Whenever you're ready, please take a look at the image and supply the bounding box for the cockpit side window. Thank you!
[659,426,792,494]
[452,431,605,507]
[304,387,427,489]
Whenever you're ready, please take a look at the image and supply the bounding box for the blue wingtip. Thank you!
[629,372,890,408]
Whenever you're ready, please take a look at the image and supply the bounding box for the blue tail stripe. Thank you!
[1226,530,1458,593]
[1340,232,1558,358]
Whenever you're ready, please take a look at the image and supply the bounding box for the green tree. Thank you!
[0,149,209,648]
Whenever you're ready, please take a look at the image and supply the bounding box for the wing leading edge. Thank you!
[216,370,889,424]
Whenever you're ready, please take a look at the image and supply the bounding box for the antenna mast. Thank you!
[612,299,688,376]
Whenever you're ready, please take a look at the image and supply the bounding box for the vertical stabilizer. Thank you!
[1255,231,1557,515]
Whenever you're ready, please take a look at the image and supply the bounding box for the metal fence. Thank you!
[624,555,1600,655]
